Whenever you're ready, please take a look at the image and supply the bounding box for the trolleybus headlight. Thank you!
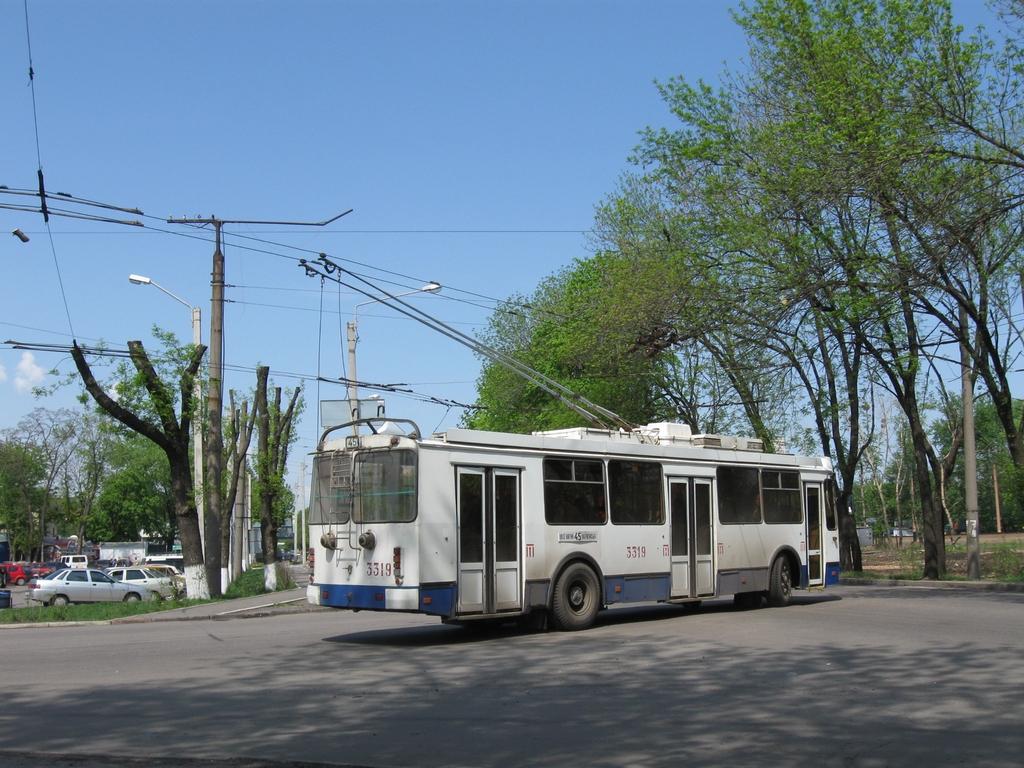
[320,531,337,550]
[358,531,376,550]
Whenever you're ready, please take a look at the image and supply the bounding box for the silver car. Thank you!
[105,567,177,599]
[28,568,149,606]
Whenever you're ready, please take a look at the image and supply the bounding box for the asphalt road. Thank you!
[1,584,1022,768]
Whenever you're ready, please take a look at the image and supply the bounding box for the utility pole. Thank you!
[993,466,1003,534]
[232,449,248,580]
[297,459,307,561]
[167,209,352,594]
[168,216,225,594]
[960,307,981,580]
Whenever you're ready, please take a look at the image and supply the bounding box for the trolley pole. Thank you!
[960,307,980,579]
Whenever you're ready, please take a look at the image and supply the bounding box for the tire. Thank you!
[51,595,69,607]
[551,563,601,631]
[733,592,762,610]
[124,592,142,603]
[767,556,793,607]
[518,610,549,632]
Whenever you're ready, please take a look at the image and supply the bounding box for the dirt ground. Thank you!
[860,532,1024,578]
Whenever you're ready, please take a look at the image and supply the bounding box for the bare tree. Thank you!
[221,390,256,586]
[253,366,301,590]
[71,341,209,598]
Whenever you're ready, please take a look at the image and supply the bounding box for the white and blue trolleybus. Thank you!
[307,417,840,630]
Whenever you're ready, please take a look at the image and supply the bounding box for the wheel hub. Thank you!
[569,584,586,610]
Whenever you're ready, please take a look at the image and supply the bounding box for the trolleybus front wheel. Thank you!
[767,556,793,607]
[552,563,600,631]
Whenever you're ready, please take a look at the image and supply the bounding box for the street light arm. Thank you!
[128,274,195,311]
[151,281,194,311]
[354,282,441,320]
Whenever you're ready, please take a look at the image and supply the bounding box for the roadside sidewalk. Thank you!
[840,576,1024,592]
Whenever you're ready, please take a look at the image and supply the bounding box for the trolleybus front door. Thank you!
[669,478,715,599]
[805,483,824,587]
[456,467,521,615]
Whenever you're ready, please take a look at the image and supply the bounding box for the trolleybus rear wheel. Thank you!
[552,563,600,631]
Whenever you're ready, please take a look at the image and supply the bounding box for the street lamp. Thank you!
[129,274,205,549]
[346,282,441,430]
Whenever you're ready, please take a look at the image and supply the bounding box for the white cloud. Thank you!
[14,352,46,393]
[0,362,7,383]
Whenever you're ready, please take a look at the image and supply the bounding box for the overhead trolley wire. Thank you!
[298,254,633,432]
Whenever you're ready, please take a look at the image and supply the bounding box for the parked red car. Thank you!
[27,562,59,579]
[1,563,30,586]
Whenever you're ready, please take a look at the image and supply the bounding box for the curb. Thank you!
[840,577,1024,593]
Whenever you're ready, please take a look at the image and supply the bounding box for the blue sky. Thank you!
[0,1,997,490]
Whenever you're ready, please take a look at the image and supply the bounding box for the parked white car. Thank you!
[105,567,178,600]
[28,568,149,606]
[140,563,186,594]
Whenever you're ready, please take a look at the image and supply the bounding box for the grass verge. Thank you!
[0,597,211,625]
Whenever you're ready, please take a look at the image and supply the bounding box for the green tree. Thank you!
[90,435,175,545]
[467,254,699,433]
[0,439,45,560]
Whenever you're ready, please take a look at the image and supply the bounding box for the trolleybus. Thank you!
[307,417,840,630]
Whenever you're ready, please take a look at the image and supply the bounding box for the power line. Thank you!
[26,227,592,235]
[3,339,477,413]
[19,1,75,340]
[223,297,485,327]
[149,215,571,321]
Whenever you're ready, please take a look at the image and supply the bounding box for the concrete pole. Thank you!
[298,460,307,561]
[191,306,204,554]
[347,319,359,435]
[231,455,245,580]
[992,465,1003,534]
[205,221,225,594]
[961,307,981,579]
[243,470,252,570]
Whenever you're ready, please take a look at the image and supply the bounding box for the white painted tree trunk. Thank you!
[264,561,278,591]
[185,563,210,600]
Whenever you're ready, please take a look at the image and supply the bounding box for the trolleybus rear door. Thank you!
[693,479,714,596]
[805,483,824,587]
[669,478,715,598]
[456,467,521,615]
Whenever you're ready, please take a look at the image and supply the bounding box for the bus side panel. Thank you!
[521,455,551,609]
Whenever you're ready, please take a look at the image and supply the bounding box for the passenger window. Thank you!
[543,457,607,525]
[717,466,762,524]
[609,460,663,525]
[825,481,838,530]
[763,470,802,524]
[67,571,87,582]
